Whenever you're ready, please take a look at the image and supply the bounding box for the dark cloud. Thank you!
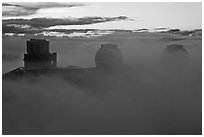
[154,27,170,30]
[2,16,131,34]
[2,3,22,7]
[3,16,130,28]
[2,2,84,17]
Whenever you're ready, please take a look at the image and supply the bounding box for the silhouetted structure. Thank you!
[160,44,190,69]
[3,41,124,79]
[24,39,57,70]
[95,44,123,69]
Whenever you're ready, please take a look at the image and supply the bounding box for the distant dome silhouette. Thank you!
[95,44,123,69]
[161,44,190,68]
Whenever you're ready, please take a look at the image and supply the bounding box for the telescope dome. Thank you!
[95,44,123,69]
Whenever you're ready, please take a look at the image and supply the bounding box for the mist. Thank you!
[2,32,202,134]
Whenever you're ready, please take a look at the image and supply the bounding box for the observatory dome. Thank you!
[160,44,190,68]
[95,44,123,69]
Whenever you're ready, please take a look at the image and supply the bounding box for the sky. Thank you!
[2,2,202,30]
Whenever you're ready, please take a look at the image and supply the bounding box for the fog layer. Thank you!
[2,32,202,134]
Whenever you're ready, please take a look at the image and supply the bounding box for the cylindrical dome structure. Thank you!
[95,44,123,69]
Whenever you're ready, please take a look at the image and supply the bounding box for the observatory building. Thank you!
[95,44,123,69]
[23,39,57,70]
[160,44,190,69]
[3,41,124,79]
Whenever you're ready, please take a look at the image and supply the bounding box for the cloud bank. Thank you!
[3,16,130,28]
[2,57,201,134]
[2,16,131,37]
